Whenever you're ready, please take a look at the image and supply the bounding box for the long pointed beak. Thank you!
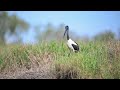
[63,30,67,38]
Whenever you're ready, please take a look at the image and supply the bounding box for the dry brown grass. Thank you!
[0,50,55,79]
[107,40,120,61]
[0,40,120,79]
[105,40,120,78]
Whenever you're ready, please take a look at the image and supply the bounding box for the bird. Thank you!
[63,25,79,55]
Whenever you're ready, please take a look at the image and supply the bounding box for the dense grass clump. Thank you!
[0,40,120,79]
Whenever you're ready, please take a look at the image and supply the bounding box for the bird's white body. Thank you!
[67,39,78,52]
[64,25,79,54]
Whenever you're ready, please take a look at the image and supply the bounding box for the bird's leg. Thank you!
[68,51,70,57]
[68,49,71,57]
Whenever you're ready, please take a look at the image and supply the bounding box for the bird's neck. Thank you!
[67,30,69,40]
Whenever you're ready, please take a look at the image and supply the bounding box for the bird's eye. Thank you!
[65,26,69,30]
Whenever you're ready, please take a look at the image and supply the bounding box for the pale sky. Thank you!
[8,11,120,43]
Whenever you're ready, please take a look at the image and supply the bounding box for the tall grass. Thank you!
[0,40,120,79]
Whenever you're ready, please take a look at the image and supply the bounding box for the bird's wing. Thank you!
[74,41,79,45]
[71,44,79,51]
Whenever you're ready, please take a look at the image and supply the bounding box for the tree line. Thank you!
[0,11,120,45]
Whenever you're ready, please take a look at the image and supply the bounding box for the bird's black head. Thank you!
[63,25,69,38]
[65,26,69,31]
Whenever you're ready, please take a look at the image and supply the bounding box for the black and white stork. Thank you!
[63,25,80,55]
